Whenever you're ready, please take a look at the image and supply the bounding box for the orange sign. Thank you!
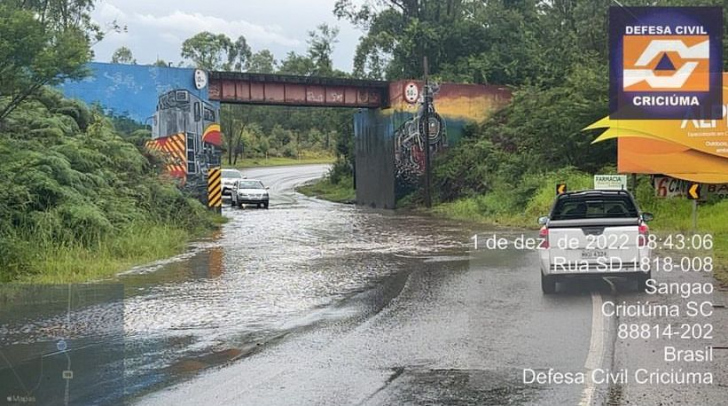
[623,35,710,92]
[586,73,728,184]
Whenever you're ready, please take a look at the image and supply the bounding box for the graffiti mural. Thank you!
[394,83,447,196]
[354,80,511,207]
[147,89,222,201]
[58,63,222,204]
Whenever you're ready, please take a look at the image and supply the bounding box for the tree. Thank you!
[153,59,169,67]
[307,24,339,76]
[181,32,251,71]
[0,1,98,124]
[278,52,315,76]
[247,50,277,73]
[111,46,136,64]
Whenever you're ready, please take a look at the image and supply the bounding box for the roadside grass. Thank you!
[13,217,224,284]
[297,175,356,203]
[225,156,335,169]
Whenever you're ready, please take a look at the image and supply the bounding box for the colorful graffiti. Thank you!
[387,81,511,200]
[58,63,222,203]
[394,83,448,195]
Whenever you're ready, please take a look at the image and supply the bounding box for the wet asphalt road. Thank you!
[2,164,727,406]
[135,164,599,406]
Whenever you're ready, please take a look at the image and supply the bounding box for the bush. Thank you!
[0,89,218,281]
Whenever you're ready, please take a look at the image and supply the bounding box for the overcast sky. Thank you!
[91,0,363,72]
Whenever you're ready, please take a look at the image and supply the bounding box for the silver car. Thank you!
[231,179,270,209]
[221,169,244,197]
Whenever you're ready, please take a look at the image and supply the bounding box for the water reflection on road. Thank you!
[117,164,473,400]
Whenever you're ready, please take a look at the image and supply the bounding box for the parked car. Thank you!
[221,169,244,197]
[231,179,270,209]
[537,190,653,294]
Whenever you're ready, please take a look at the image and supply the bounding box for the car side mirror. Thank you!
[641,212,654,222]
[538,216,549,226]
[265,186,270,190]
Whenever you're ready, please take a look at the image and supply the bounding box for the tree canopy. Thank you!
[181,32,252,71]
[111,46,136,64]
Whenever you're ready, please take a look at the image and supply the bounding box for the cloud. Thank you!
[96,2,127,21]
[160,33,181,44]
[135,11,301,47]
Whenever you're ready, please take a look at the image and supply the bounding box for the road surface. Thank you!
[1,164,726,406]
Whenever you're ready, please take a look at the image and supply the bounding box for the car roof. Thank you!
[557,189,632,199]
[238,178,262,183]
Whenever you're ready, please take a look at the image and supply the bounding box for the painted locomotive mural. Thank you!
[146,89,222,198]
[354,81,511,208]
[394,83,447,197]
[57,62,222,204]
[390,81,510,200]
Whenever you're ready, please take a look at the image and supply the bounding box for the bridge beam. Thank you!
[208,72,390,109]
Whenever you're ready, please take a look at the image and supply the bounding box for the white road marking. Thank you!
[580,291,605,406]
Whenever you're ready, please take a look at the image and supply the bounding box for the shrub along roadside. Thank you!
[0,89,223,283]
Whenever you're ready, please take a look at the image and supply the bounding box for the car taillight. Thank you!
[539,226,549,249]
[638,223,649,247]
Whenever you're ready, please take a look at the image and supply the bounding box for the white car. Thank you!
[231,179,270,209]
[537,190,653,294]
[221,169,244,197]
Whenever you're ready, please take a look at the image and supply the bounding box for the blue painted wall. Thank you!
[58,62,214,123]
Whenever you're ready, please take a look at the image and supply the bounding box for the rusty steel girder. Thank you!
[208,72,390,108]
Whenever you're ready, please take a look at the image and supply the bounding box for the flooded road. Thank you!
[6,164,721,405]
[1,164,486,405]
[119,164,471,400]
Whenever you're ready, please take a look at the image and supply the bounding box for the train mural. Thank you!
[389,81,511,200]
[57,63,222,204]
[146,89,222,198]
[354,80,511,209]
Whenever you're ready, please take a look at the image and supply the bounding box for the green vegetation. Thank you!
[0,2,221,283]
[298,174,355,203]
[0,88,221,283]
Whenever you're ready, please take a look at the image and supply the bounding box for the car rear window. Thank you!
[551,195,638,220]
[238,181,264,189]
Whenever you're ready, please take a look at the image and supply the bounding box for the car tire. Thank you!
[541,273,557,294]
[263,202,269,209]
[636,271,651,292]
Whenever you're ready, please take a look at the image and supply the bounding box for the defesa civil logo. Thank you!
[610,7,723,120]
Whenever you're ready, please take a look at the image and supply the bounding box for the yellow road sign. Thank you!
[687,183,701,200]
[556,183,567,195]
[207,167,222,209]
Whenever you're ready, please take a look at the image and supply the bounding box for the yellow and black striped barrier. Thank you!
[207,167,222,212]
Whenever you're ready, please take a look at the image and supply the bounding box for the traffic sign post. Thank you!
[422,57,432,208]
[687,183,701,200]
[687,183,701,232]
[556,183,567,195]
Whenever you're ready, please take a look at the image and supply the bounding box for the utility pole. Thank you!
[422,56,432,208]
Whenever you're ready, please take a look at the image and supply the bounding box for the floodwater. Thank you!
[0,164,478,405]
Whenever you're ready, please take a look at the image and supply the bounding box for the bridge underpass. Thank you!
[59,62,511,208]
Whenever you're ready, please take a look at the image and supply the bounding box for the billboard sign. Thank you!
[653,175,728,199]
[587,73,728,184]
[609,7,723,120]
